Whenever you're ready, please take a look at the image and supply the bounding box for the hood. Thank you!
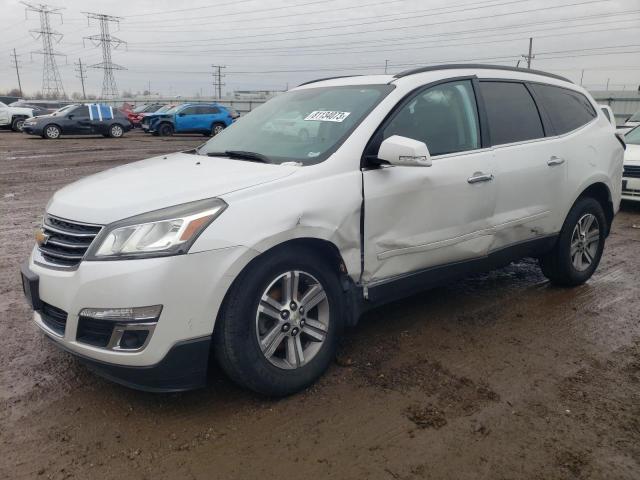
[47,152,299,224]
[11,106,34,117]
[624,144,640,163]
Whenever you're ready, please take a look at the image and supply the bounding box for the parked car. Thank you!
[21,103,132,139]
[123,103,164,127]
[599,105,615,126]
[618,110,640,134]
[21,65,622,396]
[10,99,73,115]
[142,103,234,136]
[622,125,640,202]
[0,101,34,131]
[139,104,180,132]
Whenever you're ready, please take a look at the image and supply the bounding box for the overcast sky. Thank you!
[2,0,639,96]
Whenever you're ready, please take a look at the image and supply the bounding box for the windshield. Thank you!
[51,104,76,116]
[132,105,148,113]
[155,105,172,113]
[629,111,640,122]
[164,105,182,114]
[198,85,394,165]
[625,126,640,145]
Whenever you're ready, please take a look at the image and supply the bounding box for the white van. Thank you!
[21,65,624,395]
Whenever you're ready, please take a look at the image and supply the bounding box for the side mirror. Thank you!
[377,135,432,167]
[178,112,185,116]
[67,114,74,119]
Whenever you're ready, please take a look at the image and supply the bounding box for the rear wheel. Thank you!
[108,123,124,138]
[43,124,61,139]
[11,117,26,132]
[539,197,606,286]
[158,123,174,136]
[214,246,344,396]
[210,122,225,137]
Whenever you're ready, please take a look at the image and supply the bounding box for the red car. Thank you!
[121,103,164,127]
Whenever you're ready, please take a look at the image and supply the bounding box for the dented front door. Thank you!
[362,149,497,284]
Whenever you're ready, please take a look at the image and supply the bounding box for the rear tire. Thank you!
[539,197,606,286]
[108,123,124,138]
[214,246,344,396]
[43,124,61,139]
[210,122,225,137]
[11,117,26,132]
[158,123,174,136]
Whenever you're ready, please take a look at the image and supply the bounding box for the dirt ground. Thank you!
[1,129,639,480]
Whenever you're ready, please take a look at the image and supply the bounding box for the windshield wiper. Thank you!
[206,150,272,164]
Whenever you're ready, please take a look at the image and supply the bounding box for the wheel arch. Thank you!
[575,181,614,235]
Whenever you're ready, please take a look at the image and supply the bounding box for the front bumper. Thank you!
[23,245,250,390]
[622,176,640,202]
[21,124,42,135]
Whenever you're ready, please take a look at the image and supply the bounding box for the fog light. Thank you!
[120,330,149,349]
[79,305,162,321]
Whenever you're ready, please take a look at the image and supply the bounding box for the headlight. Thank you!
[87,198,227,260]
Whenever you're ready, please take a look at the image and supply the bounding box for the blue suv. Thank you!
[143,103,234,137]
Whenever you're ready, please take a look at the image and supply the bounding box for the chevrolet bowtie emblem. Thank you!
[35,229,50,247]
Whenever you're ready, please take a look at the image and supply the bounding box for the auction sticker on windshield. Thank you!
[304,111,351,122]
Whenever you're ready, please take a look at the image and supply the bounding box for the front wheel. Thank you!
[539,197,606,286]
[43,124,61,139]
[214,246,344,396]
[11,117,26,132]
[108,123,124,138]
[158,123,174,136]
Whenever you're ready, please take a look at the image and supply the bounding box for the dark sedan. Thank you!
[21,104,133,139]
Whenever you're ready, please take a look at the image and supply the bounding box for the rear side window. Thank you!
[530,84,596,135]
[382,79,480,156]
[479,81,544,145]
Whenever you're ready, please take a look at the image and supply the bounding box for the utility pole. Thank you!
[83,12,126,100]
[384,59,389,74]
[212,65,226,99]
[22,1,66,98]
[580,69,585,86]
[10,48,23,97]
[606,78,610,91]
[521,37,535,69]
[74,58,87,99]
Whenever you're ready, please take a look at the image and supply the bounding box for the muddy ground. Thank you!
[1,129,639,480]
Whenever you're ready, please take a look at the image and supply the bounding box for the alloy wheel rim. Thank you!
[214,125,223,135]
[46,126,59,138]
[255,270,330,370]
[16,120,24,130]
[112,125,123,136]
[570,213,600,272]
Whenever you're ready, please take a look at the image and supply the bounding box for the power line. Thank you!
[74,57,87,99]
[83,12,126,99]
[22,1,66,98]
[10,48,24,96]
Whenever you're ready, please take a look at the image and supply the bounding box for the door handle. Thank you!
[547,156,565,166]
[467,172,494,184]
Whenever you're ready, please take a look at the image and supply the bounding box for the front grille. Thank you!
[77,317,114,347]
[623,165,640,178]
[40,302,67,335]
[38,215,102,268]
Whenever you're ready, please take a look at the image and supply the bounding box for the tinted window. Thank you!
[198,106,220,114]
[480,81,544,145]
[70,106,89,118]
[382,80,480,156]
[530,84,596,134]
[180,106,198,115]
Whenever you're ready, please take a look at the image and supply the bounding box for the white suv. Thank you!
[21,65,623,395]
[0,101,34,131]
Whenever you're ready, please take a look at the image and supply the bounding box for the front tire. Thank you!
[539,197,606,286]
[158,123,174,136]
[214,246,344,396]
[43,124,61,139]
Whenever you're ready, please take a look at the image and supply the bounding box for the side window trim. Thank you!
[361,75,483,168]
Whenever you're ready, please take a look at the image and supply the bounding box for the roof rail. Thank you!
[393,64,573,84]
[298,75,363,87]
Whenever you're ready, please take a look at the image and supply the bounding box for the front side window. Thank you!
[480,81,544,146]
[198,85,393,165]
[529,84,596,135]
[180,106,198,115]
[70,106,89,118]
[382,80,480,156]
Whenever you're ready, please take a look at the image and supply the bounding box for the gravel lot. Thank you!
[1,129,639,480]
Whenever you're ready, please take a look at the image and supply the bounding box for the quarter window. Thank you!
[530,84,596,134]
[382,80,480,156]
[479,81,544,145]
